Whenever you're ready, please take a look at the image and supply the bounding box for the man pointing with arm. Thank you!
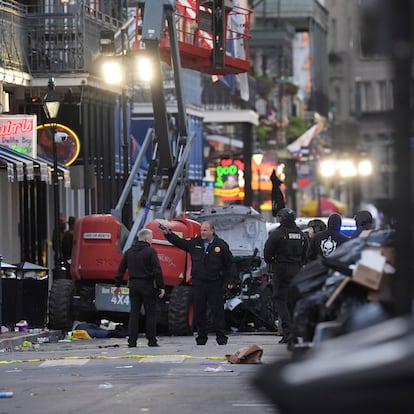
[161,220,236,345]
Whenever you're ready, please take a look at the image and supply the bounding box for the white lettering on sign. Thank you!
[288,233,302,239]
[158,254,177,268]
[83,233,111,239]
[111,294,130,307]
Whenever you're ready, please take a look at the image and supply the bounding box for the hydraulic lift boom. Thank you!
[120,0,195,251]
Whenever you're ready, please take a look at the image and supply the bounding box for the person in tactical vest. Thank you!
[264,208,308,345]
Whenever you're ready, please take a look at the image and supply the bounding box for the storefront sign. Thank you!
[37,123,80,166]
[0,115,37,157]
[214,158,244,200]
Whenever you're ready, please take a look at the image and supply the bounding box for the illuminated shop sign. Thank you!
[37,123,80,166]
[214,159,245,199]
[0,115,37,157]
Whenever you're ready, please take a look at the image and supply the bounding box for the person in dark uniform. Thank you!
[264,208,308,345]
[114,228,165,348]
[161,220,236,345]
[307,212,349,261]
[352,210,374,238]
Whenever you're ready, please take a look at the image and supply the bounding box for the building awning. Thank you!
[0,145,70,186]
[206,134,243,148]
[286,123,324,156]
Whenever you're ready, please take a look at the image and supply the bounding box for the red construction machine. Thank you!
[47,0,258,334]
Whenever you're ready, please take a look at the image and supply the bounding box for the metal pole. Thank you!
[390,0,413,316]
[121,28,131,228]
[121,86,131,228]
[52,124,62,270]
[257,166,262,213]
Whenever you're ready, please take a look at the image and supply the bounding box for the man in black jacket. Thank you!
[307,212,349,261]
[352,210,374,238]
[114,228,165,348]
[264,208,308,345]
[161,220,236,345]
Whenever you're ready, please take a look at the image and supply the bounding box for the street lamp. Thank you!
[252,149,264,213]
[43,77,64,279]
[318,155,373,214]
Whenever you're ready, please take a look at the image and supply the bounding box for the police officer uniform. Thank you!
[264,208,308,344]
[163,223,236,345]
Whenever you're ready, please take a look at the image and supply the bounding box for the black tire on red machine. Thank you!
[168,285,194,336]
[48,279,75,331]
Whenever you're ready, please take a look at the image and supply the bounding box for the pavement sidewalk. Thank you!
[0,329,61,350]
[0,329,293,364]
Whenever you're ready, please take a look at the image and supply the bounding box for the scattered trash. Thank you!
[204,366,233,373]
[16,320,28,332]
[22,341,32,347]
[72,330,92,340]
[225,344,263,364]
[98,382,113,389]
[1,326,9,333]
[98,344,120,348]
[0,392,13,398]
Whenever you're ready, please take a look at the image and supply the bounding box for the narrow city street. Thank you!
[0,332,291,414]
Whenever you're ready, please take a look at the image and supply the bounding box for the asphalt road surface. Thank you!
[0,332,292,414]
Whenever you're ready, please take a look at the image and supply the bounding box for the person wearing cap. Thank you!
[264,208,308,345]
[352,210,374,238]
[307,213,349,261]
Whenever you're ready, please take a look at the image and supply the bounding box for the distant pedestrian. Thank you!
[307,213,349,261]
[62,216,76,262]
[271,169,286,217]
[264,208,308,345]
[114,228,165,348]
[161,220,237,345]
[52,215,67,255]
[352,210,374,238]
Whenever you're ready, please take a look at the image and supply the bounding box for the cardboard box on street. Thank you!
[353,264,384,290]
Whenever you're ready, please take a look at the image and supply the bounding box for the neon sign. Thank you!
[215,163,238,187]
[37,123,80,166]
[214,159,244,199]
[0,115,37,157]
